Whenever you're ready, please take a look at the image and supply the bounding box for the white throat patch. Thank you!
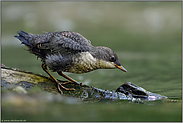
[78,52,98,68]
[73,52,116,73]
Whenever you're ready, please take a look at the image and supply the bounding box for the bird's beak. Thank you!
[110,60,127,72]
[115,64,127,72]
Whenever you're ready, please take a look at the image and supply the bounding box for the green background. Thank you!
[1,1,182,122]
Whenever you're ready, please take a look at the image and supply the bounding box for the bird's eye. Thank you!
[110,56,115,62]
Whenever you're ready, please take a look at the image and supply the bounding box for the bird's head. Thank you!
[95,46,127,72]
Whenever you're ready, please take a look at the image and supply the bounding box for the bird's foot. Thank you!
[61,81,82,85]
[48,77,82,94]
[57,82,75,94]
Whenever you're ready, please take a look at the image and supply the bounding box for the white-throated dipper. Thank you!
[15,30,127,94]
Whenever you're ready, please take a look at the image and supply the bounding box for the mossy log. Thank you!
[1,65,123,101]
[1,65,169,102]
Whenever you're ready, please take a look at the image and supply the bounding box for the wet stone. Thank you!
[1,66,169,103]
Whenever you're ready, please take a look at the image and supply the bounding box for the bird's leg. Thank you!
[57,71,80,85]
[41,63,75,94]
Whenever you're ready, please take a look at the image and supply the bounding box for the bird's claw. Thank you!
[57,82,75,94]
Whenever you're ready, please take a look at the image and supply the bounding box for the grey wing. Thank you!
[61,31,91,46]
[49,31,92,53]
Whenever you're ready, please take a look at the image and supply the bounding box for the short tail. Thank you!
[14,30,32,47]
[14,30,47,59]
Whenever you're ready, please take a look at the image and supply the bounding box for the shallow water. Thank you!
[1,1,182,122]
[1,44,181,121]
[2,46,181,99]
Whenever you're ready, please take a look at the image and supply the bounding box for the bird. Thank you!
[14,30,127,94]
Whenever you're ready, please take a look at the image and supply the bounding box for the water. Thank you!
[2,46,181,99]
[1,2,182,122]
